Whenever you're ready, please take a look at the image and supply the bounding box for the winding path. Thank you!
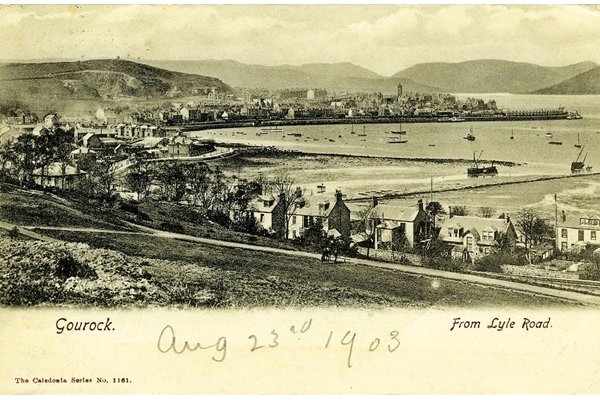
[5,220,600,307]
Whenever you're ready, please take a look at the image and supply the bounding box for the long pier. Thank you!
[170,112,572,133]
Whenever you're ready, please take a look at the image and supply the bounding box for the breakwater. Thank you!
[171,112,571,132]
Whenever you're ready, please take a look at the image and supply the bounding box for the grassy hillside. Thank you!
[0,59,231,101]
[534,66,600,95]
[393,59,598,94]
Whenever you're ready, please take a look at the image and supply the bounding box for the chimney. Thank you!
[506,214,510,224]
[294,187,302,198]
[372,196,378,208]
[417,199,423,211]
[449,206,453,218]
[336,189,343,202]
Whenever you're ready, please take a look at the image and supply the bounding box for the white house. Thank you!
[556,215,600,251]
[367,199,429,249]
[438,215,517,262]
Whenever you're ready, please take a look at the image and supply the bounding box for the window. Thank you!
[561,229,567,238]
[292,216,297,224]
[579,230,585,241]
[592,231,597,241]
[593,219,599,226]
[581,218,588,225]
[466,236,473,252]
[260,214,264,222]
[303,216,310,227]
[448,228,453,237]
[561,242,567,251]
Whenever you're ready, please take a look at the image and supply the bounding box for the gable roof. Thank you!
[369,204,421,222]
[248,195,279,213]
[292,193,340,217]
[439,216,512,242]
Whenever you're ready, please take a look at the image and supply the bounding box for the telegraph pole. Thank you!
[555,193,558,227]
[430,176,433,203]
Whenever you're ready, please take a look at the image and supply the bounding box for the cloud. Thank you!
[0,5,598,76]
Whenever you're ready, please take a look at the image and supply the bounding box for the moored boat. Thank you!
[571,146,587,173]
[464,126,475,141]
[467,151,498,178]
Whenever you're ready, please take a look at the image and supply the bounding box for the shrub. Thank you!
[159,221,185,234]
[580,263,600,281]
[421,255,464,272]
[54,250,98,280]
[473,252,528,273]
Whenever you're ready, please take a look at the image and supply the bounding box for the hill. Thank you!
[393,59,598,94]
[138,59,441,94]
[0,59,231,101]
[533,66,600,94]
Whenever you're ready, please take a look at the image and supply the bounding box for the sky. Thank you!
[1,4,600,76]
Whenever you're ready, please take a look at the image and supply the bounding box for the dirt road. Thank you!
[10,221,600,307]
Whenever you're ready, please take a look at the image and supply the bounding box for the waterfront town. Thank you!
[1,74,599,310]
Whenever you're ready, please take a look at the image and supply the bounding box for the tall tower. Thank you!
[397,83,403,99]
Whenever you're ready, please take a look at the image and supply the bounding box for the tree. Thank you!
[515,207,552,252]
[451,205,469,216]
[270,172,302,239]
[478,206,495,218]
[184,162,212,206]
[426,201,446,233]
[89,153,116,199]
[155,161,187,202]
[229,179,262,226]
[124,160,156,201]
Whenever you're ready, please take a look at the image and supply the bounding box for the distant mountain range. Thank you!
[533,66,600,94]
[0,59,231,101]
[138,59,442,94]
[392,59,598,94]
[0,58,598,99]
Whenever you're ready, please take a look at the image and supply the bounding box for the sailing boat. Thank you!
[510,127,514,140]
[390,121,406,135]
[388,131,408,144]
[351,122,356,134]
[575,133,582,148]
[358,126,367,136]
[464,126,475,141]
[571,146,586,173]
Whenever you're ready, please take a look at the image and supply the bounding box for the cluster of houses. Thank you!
[246,188,528,262]
[22,114,216,190]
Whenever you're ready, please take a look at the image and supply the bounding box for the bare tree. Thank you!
[515,207,552,259]
[478,206,495,218]
[451,205,469,216]
[124,160,156,201]
[270,172,302,239]
[184,162,212,206]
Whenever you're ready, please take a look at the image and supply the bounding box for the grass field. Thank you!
[39,229,576,308]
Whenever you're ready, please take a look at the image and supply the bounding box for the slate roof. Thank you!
[439,216,512,243]
[368,204,420,222]
[248,195,279,213]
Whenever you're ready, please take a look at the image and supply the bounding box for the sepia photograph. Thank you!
[1,3,600,394]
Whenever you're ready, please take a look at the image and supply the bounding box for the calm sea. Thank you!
[192,94,600,177]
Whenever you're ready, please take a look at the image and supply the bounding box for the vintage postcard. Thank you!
[2,4,600,395]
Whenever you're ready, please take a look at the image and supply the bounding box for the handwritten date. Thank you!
[157,319,400,368]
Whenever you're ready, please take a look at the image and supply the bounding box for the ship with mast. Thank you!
[571,146,587,174]
[467,151,498,178]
